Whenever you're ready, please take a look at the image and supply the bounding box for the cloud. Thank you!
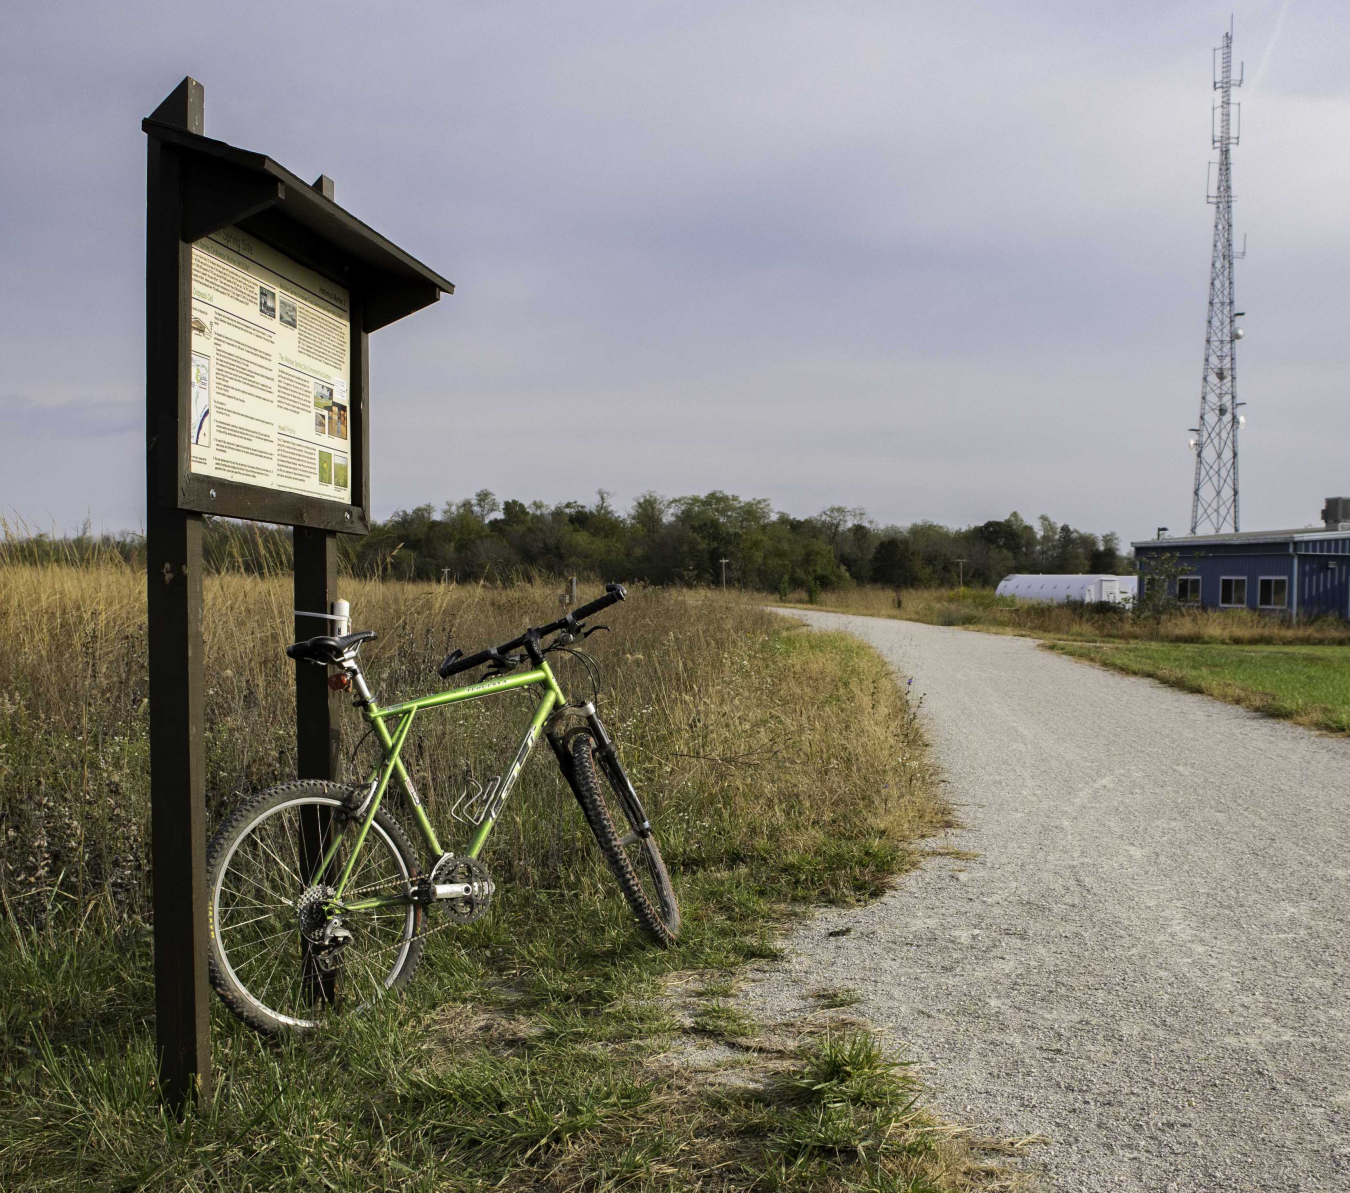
[2,1,1349,541]
[0,395,140,438]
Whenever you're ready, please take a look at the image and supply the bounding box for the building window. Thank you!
[1219,577,1247,607]
[1258,577,1288,609]
[1177,577,1201,604]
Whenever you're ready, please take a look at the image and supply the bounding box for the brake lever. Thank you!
[581,624,610,639]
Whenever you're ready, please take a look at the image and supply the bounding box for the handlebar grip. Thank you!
[572,583,626,622]
[439,647,493,679]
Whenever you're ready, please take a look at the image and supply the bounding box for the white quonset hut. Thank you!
[995,574,1138,605]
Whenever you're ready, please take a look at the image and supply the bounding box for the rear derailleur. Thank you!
[297,884,353,973]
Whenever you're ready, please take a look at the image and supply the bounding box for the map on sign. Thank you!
[189,227,351,502]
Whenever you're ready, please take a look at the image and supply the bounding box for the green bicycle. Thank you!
[205,583,679,1034]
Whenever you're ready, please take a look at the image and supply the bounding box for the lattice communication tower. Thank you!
[1189,26,1246,535]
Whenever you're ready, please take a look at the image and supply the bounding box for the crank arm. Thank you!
[432,882,475,900]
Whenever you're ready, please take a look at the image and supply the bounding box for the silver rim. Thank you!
[212,796,416,1028]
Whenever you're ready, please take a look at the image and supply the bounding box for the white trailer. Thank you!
[995,574,1138,605]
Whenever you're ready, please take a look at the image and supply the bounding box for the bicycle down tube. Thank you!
[324,660,570,905]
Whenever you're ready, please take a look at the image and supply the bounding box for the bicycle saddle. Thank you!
[286,631,377,664]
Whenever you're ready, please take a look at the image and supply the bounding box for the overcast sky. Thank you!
[3,1,1347,544]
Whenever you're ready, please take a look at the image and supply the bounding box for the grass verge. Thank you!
[0,565,1019,1190]
[778,584,1350,646]
[1047,640,1350,734]
[777,584,1350,735]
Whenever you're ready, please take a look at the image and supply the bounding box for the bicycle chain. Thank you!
[320,876,475,957]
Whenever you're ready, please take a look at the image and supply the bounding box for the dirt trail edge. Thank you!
[748,611,1350,1192]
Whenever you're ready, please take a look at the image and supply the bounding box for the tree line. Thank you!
[4,492,1130,594]
[355,491,1130,595]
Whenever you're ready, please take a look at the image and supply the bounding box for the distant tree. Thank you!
[838,522,876,582]
[472,489,501,520]
[629,491,669,537]
[815,505,868,553]
[1055,524,1088,573]
[1005,512,1038,568]
[1037,516,1059,570]
[975,519,1023,560]
[871,536,917,587]
[1089,531,1123,574]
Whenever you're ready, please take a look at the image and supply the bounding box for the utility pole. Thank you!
[1189,23,1246,534]
[955,558,966,589]
[719,558,730,590]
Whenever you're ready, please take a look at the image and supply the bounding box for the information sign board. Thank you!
[189,228,353,503]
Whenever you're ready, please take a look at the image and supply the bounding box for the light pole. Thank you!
[955,558,967,589]
[719,558,730,590]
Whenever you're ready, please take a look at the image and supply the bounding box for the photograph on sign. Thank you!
[189,226,351,503]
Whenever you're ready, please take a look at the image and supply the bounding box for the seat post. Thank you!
[349,659,376,707]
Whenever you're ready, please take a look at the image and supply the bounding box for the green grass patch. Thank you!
[1049,640,1350,733]
[808,988,863,1011]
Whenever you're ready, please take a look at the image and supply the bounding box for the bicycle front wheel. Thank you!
[206,781,425,1033]
[569,731,680,947]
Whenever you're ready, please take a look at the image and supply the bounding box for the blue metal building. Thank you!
[1132,502,1350,622]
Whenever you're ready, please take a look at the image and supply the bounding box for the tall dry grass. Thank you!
[0,559,942,927]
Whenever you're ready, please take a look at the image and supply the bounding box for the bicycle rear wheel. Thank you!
[206,781,425,1033]
[569,731,680,946]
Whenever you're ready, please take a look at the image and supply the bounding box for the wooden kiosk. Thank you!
[143,77,453,1106]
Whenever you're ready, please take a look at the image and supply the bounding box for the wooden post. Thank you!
[294,530,342,782]
[294,526,342,1004]
[146,77,212,1111]
[294,166,345,1003]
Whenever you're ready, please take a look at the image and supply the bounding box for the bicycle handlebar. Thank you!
[438,584,627,680]
[437,646,502,679]
[567,584,626,624]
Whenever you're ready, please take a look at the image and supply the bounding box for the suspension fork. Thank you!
[547,702,652,839]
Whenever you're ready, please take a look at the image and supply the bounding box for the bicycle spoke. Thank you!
[211,795,418,1027]
[253,834,303,890]
[219,909,286,933]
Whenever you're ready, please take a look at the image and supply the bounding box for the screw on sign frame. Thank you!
[143,76,452,1109]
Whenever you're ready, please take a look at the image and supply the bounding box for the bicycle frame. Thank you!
[317,659,570,911]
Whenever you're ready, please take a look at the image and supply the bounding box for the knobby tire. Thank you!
[569,731,680,947]
[206,781,425,1034]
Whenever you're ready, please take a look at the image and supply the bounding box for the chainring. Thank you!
[428,854,495,924]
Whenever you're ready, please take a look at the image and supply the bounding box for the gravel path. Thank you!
[747,611,1350,1191]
